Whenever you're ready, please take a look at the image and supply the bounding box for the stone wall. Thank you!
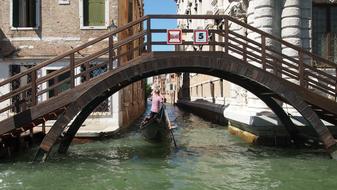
[118,0,145,128]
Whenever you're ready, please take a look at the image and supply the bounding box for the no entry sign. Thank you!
[193,30,209,45]
[167,29,182,44]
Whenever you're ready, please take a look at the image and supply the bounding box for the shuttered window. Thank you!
[12,0,37,27]
[83,0,105,26]
[312,4,337,63]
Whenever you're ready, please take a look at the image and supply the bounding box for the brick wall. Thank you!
[0,0,118,57]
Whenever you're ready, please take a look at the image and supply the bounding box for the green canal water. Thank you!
[1,105,337,190]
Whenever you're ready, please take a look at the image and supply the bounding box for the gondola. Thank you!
[140,105,170,142]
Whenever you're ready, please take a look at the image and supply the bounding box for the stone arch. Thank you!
[34,52,337,161]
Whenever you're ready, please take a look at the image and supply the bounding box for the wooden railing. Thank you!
[0,15,337,122]
[148,15,337,99]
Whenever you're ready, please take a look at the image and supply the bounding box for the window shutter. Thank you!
[27,0,36,27]
[12,0,19,27]
[84,0,105,26]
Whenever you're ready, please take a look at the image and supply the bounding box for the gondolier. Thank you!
[149,89,164,119]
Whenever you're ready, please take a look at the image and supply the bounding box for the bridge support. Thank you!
[34,102,81,161]
[58,93,110,154]
[257,96,298,142]
[34,90,112,161]
[232,76,299,142]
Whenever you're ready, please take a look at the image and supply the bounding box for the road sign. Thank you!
[167,29,182,44]
[193,30,209,45]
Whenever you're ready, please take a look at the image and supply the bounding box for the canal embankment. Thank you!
[176,99,228,126]
[176,99,337,147]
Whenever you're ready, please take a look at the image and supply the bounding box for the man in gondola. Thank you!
[149,89,164,118]
[142,89,164,124]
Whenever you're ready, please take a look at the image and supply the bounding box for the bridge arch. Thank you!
[35,52,337,161]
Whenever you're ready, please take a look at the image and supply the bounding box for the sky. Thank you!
[144,0,177,15]
[144,0,177,51]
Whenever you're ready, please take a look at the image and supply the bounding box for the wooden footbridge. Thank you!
[1,15,337,161]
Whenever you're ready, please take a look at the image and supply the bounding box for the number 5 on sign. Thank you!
[193,30,209,45]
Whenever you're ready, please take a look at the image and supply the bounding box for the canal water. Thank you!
[1,105,337,190]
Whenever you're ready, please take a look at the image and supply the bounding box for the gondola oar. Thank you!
[164,108,178,148]
[170,127,177,148]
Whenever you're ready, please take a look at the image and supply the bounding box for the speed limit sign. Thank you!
[193,30,209,45]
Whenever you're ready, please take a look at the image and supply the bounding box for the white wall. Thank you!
[0,60,10,120]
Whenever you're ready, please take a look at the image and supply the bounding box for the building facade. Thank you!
[175,0,337,126]
[164,73,178,104]
[152,74,166,94]
[0,0,145,135]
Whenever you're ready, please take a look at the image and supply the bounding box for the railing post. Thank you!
[85,62,90,81]
[54,76,59,96]
[31,70,37,106]
[261,35,266,70]
[70,53,75,88]
[109,35,114,71]
[273,59,281,76]
[138,23,142,55]
[211,32,216,51]
[299,51,305,87]
[243,43,247,62]
[224,18,229,54]
[146,18,152,52]
[21,91,27,111]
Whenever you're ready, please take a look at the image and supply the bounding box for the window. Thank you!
[312,4,337,63]
[80,0,109,29]
[11,0,39,29]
